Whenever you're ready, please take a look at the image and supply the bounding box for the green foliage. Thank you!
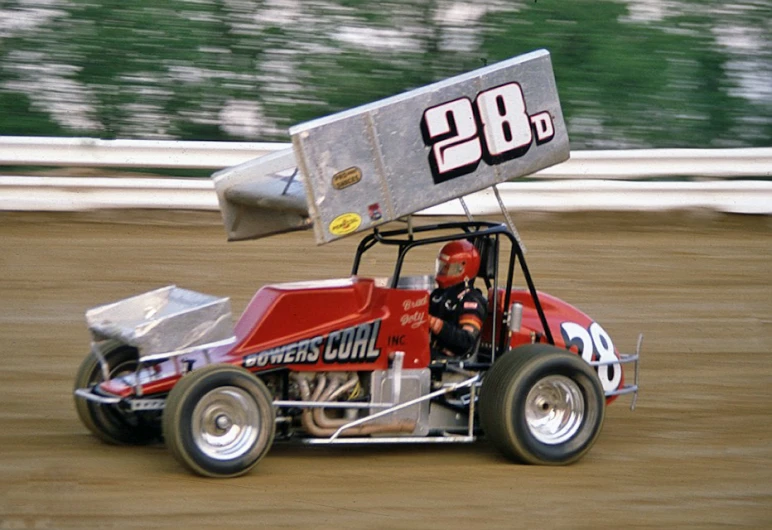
[0,90,65,136]
[478,2,758,148]
[0,0,768,148]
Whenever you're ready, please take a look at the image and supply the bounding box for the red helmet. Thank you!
[435,240,481,288]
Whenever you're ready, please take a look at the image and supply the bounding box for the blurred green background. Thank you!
[1,0,769,149]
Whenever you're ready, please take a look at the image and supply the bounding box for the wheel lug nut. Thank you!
[215,415,230,430]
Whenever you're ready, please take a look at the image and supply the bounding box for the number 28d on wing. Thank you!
[420,82,555,184]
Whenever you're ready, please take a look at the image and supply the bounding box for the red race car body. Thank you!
[96,276,626,403]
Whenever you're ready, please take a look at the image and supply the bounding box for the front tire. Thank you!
[73,341,160,445]
[163,364,276,478]
[479,344,605,465]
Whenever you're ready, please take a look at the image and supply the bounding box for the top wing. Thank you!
[213,49,569,244]
[212,148,310,242]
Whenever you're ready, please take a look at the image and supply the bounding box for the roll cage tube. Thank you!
[351,221,555,360]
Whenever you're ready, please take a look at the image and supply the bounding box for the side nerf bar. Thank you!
[74,387,166,411]
[74,387,121,405]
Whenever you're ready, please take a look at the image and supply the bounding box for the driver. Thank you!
[429,240,487,359]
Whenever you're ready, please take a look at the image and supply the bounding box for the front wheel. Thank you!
[163,364,276,478]
[479,344,605,465]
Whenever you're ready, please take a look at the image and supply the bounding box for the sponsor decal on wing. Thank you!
[329,212,362,236]
[332,167,362,190]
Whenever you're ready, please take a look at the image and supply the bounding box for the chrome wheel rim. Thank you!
[192,386,260,460]
[524,375,584,445]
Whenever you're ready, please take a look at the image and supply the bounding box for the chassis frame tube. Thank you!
[327,374,480,441]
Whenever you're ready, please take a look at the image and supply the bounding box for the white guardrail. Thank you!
[0,137,770,214]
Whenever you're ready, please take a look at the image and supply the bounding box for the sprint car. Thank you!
[73,50,640,477]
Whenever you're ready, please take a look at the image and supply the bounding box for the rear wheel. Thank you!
[73,341,160,445]
[163,364,275,478]
[479,344,605,465]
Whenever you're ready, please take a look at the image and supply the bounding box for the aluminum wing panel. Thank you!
[290,49,569,244]
[212,148,311,242]
[86,286,235,360]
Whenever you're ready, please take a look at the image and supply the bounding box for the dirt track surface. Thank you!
[1,210,770,529]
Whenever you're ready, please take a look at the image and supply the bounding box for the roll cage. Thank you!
[351,220,555,364]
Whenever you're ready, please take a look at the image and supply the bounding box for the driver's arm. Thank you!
[429,294,486,356]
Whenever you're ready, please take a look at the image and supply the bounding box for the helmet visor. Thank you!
[436,257,465,279]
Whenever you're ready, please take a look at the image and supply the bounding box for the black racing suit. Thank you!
[429,282,487,358]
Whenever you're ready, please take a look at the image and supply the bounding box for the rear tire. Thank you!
[73,341,160,445]
[163,364,275,478]
[479,344,605,465]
